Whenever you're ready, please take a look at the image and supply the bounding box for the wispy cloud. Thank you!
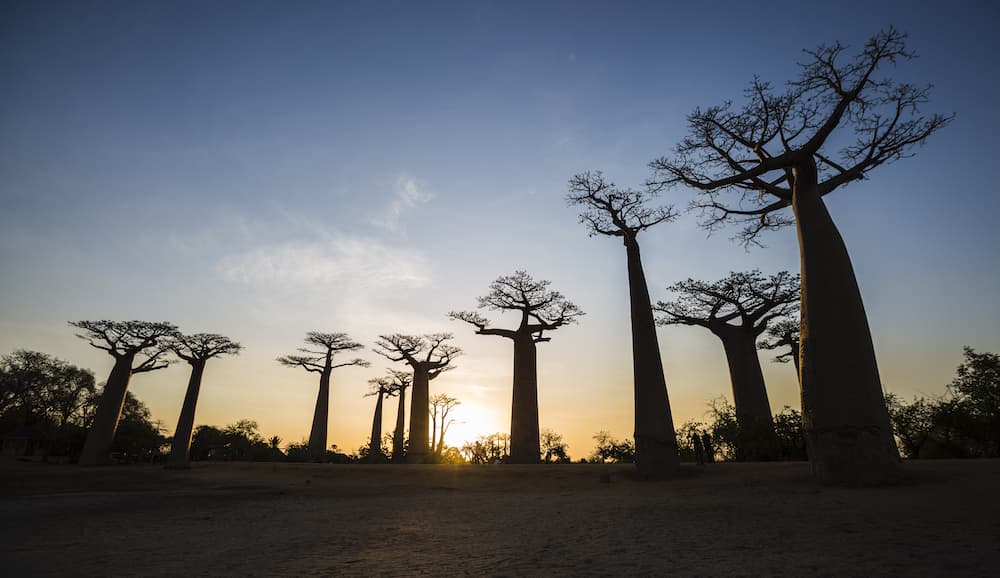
[370,175,434,233]
[218,234,431,289]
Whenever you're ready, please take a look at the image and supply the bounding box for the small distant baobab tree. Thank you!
[384,369,412,461]
[373,333,460,463]
[655,270,799,460]
[759,318,801,378]
[166,333,243,468]
[365,375,399,463]
[647,29,951,482]
[566,174,679,477]
[450,271,583,464]
[278,332,369,461]
[429,393,460,459]
[70,320,179,466]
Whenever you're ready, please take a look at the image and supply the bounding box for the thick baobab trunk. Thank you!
[718,330,778,460]
[307,369,332,460]
[79,354,135,466]
[625,237,679,477]
[509,334,540,464]
[392,387,406,461]
[368,390,385,463]
[407,368,430,463]
[792,161,900,483]
[167,360,206,468]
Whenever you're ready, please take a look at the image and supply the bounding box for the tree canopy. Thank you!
[648,27,953,245]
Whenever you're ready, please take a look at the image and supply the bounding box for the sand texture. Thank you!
[2,459,998,576]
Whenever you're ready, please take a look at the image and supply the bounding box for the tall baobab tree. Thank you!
[166,333,242,468]
[655,270,799,460]
[566,174,679,477]
[647,29,951,482]
[70,320,178,466]
[759,318,801,378]
[450,271,583,464]
[364,375,399,463]
[384,369,412,462]
[429,393,461,458]
[278,332,369,461]
[373,333,460,463]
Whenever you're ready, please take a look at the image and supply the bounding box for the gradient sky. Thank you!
[2,0,998,458]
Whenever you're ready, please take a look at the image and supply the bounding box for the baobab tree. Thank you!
[450,271,583,464]
[655,270,799,460]
[373,333,460,463]
[364,375,399,463]
[70,320,178,466]
[166,333,242,468]
[429,393,460,458]
[647,29,951,482]
[384,369,412,461]
[759,319,801,377]
[277,332,369,461]
[566,174,679,477]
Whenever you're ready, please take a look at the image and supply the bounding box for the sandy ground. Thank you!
[1,459,998,577]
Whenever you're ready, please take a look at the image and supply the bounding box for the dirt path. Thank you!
[2,459,997,576]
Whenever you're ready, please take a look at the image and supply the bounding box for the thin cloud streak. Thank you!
[370,175,434,233]
[218,234,431,289]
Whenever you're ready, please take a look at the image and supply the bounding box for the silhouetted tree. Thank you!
[589,431,635,464]
[461,432,510,464]
[110,391,167,462]
[166,333,242,468]
[758,318,801,377]
[70,320,178,465]
[189,425,227,461]
[567,173,679,477]
[373,333,460,463]
[772,406,807,460]
[948,347,1000,456]
[381,369,412,462]
[655,270,799,460]
[365,375,399,463]
[884,393,937,459]
[429,393,460,458]
[277,332,369,460]
[450,271,582,464]
[0,350,96,459]
[540,428,570,463]
[648,29,951,482]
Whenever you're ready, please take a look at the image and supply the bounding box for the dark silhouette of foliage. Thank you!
[648,28,951,483]
[373,333,460,463]
[0,350,96,460]
[886,348,1000,459]
[188,419,283,462]
[567,173,679,478]
[949,347,1000,450]
[589,431,635,464]
[656,270,799,460]
[70,320,179,465]
[461,432,510,464]
[278,332,369,460]
[540,428,570,463]
[109,391,167,463]
[758,318,801,374]
[450,270,582,464]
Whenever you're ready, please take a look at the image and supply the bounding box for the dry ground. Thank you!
[1,459,998,576]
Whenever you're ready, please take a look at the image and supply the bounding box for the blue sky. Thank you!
[1,0,998,456]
